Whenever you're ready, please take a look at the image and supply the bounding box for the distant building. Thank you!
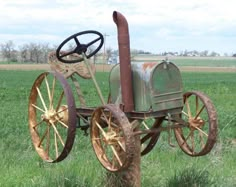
[107,55,118,64]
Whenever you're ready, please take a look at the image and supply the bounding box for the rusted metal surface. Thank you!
[113,11,134,112]
[28,71,77,162]
[174,91,218,156]
[90,104,135,172]
[48,51,96,79]
[151,61,183,112]
[109,61,183,112]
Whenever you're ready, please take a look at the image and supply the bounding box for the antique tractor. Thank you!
[28,11,218,172]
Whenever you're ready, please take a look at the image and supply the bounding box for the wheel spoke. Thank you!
[199,132,205,148]
[95,121,108,139]
[185,97,192,119]
[56,106,68,114]
[38,126,49,148]
[36,87,48,112]
[33,119,44,128]
[51,76,56,109]
[50,122,65,147]
[191,131,195,153]
[54,132,59,158]
[193,126,208,137]
[111,145,123,167]
[142,121,149,129]
[101,116,119,128]
[108,112,112,128]
[196,96,199,116]
[57,119,68,128]
[117,139,126,152]
[111,155,116,169]
[46,126,50,155]
[194,105,205,120]
[181,130,193,147]
[45,76,52,110]
[32,104,45,113]
[55,91,64,112]
[101,111,109,126]
[101,144,109,161]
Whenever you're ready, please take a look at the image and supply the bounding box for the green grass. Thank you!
[172,58,236,67]
[0,70,236,186]
[133,57,236,67]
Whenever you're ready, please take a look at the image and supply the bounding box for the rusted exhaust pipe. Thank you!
[113,11,134,112]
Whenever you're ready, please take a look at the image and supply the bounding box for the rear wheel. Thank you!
[174,91,217,156]
[140,117,164,156]
[28,71,77,162]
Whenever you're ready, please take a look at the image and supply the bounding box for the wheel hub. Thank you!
[41,105,68,125]
[41,109,57,124]
[189,117,205,130]
[104,130,119,145]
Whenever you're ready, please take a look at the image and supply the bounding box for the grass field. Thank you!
[0,69,236,186]
[133,56,236,67]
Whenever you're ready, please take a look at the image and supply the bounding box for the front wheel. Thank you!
[90,104,135,172]
[174,91,217,156]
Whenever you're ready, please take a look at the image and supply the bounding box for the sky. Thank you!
[0,0,236,55]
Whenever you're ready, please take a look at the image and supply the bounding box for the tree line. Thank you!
[0,40,56,63]
[0,40,235,63]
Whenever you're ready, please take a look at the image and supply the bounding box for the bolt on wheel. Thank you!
[28,71,76,162]
[90,104,135,172]
[174,91,218,156]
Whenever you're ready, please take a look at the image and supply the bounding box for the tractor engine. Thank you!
[109,61,184,114]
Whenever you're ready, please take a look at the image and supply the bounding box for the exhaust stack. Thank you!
[113,11,134,112]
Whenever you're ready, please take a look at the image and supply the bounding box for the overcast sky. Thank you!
[0,0,236,55]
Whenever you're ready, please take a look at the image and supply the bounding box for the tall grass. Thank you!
[0,70,236,186]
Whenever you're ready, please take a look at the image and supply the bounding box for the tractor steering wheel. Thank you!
[56,30,104,63]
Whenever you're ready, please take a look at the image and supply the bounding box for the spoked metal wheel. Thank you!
[90,104,135,172]
[140,117,164,156]
[174,91,217,156]
[28,71,77,162]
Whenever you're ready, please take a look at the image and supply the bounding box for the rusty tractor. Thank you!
[28,11,218,172]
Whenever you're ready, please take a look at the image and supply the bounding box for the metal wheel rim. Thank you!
[90,104,135,172]
[140,117,164,156]
[28,71,77,162]
[174,91,217,156]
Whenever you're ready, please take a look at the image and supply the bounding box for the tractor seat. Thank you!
[48,51,95,79]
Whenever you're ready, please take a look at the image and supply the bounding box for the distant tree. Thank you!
[19,44,28,63]
[19,42,52,63]
[130,49,138,61]
[0,40,17,62]
[40,43,51,63]
[209,51,220,57]
[233,53,236,57]
[224,53,228,57]
[183,50,188,56]
[200,50,209,57]
[106,47,113,61]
